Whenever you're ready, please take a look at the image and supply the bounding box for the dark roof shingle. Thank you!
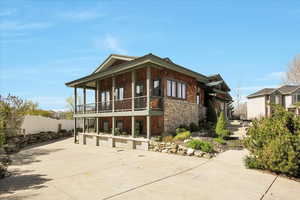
[247,88,276,98]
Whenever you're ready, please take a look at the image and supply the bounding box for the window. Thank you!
[177,82,182,98]
[136,83,144,96]
[171,81,176,97]
[153,80,161,96]
[166,79,187,99]
[182,83,186,99]
[116,120,124,131]
[167,80,172,96]
[115,87,124,100]
[196,94,200,104]
[103,121,109,132]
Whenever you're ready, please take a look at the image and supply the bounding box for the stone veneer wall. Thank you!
[164,98,206,133]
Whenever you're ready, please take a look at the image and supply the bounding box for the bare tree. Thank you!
[284,54,300,85]
[233,84,247,119]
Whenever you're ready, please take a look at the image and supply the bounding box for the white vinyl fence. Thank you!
[21,115,78,135]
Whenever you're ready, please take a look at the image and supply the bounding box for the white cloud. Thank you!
[259,71,285,81]
[60,11,105,21]
[0,21,52,31]
[0,9,16,16]
[94,34,128,54]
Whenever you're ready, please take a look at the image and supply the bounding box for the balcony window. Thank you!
[153,79,161,96]
[136,83,144,96]
[115,87,124,100]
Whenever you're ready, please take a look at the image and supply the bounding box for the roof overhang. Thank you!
[65,54,209,88]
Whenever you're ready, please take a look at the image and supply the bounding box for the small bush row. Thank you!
[187,139,213,153]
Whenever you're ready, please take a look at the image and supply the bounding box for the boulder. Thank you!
[186,148,195,156]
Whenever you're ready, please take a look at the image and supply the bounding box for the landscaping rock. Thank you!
[186,148,195,156]
[161,149,168,153]
[0,163,7,179]
[194,150,204,157]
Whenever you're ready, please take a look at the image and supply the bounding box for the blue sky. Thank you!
[0,0,299,110]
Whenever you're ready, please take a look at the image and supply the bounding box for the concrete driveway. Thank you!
[0,138,299,200]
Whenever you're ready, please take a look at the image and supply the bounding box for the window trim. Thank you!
[166,79,187,100]
[152,79,162,96]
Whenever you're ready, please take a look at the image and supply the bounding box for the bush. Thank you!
[0,132,5,148]
[178,124,189,130]
[114,128,121,136]
[244,105,300,177]
[176,128,187,134]
[187,139,213,152]
[162,135,173,143]
[215,112,230,138]
[213,137,226,145]
[173,131,191,141]
[189,122,199,132]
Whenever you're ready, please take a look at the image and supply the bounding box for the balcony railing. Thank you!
[75,96,163,114]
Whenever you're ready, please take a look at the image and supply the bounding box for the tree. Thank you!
[284,54,300,84]
[215,112,230,138]
[0,95,31,137]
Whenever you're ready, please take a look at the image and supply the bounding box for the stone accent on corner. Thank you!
[164,98,206,133]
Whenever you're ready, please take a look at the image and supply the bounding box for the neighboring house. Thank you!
[65,53,231,149]
[247,85,300,119]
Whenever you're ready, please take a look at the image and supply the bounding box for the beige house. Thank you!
[247,85,300,119]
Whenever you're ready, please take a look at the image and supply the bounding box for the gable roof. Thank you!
[65,53,209,87]
[247,88,276,98]
[93,54,138,73]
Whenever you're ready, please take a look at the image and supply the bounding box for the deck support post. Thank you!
[146,66,151,111]
[112,76,115,113]
[83,87,86,134]
[131,116,135,138]
[74,87,77,143]
[146,66,151,140]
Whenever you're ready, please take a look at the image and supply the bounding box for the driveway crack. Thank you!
[101,159,211,200]
[260,175,278,200]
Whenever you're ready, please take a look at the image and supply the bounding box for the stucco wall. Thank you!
[247,96,266,120]
[21,115,77,135]
[285,95,293,108]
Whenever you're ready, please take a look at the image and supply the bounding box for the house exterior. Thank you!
[247,85,300,119]
[65,53,231,149]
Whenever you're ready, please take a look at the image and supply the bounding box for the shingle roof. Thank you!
[247,85,300,98]
[277,85,300,94]
[247,88,276,98]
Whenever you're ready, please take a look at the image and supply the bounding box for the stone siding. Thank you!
[164,98,206,133]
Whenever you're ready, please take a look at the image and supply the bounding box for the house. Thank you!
[65,53,231,149]
[247,85,300,119]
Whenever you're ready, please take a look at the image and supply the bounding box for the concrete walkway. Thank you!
[0,138,299,200]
